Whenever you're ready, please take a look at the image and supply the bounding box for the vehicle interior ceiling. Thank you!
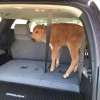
[0,4,90,97]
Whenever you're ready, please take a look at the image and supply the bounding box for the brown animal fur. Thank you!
[31,23,84,78]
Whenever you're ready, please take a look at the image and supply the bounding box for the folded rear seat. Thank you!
[0,24,79,92]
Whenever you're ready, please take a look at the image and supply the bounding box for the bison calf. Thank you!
[31,23,84,79]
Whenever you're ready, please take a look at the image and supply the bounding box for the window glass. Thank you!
[11,19,28,29]
[29,22,37,32]
[0,17,2,22]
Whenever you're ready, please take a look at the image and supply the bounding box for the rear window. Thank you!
[0,17,2,22]
[29,21,37,32]
[11,19,28,29]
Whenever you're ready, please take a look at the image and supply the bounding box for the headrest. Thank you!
[14,24,30,35]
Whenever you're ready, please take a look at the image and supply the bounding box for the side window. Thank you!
[29,21,37,32]
[11,19,28,29]
[0,17,2,22]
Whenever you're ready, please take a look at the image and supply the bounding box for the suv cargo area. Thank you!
[0,3,95,100]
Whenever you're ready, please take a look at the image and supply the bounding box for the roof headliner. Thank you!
[0,4,83,23]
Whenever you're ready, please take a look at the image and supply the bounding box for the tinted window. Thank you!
[11,19,28,29]
[0,17,2,22]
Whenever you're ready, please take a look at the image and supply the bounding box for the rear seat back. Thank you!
[11,24,71,64]
[11,24,48,61]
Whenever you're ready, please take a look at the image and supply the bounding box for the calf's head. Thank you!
[31,24,45,42]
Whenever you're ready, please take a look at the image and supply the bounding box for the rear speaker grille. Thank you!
[0,81,82,100]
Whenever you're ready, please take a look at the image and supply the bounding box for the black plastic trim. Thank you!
[0,81,82,100]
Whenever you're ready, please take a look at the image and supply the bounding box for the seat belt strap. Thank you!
[45,12,52,73]
[8,49,13,59]
[78,33,86,81]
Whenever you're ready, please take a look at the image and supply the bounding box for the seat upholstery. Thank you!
[11,24,47,61]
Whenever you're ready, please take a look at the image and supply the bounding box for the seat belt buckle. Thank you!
[83,67,92,82]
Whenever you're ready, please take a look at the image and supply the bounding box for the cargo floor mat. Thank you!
[0,81,82,100]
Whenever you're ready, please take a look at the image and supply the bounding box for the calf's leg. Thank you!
[50,47,60,72]
[55,49,61,67]
[63,44,79,78]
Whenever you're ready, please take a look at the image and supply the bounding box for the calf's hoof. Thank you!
[74,68,78,72]
[50,68,55,72]
[55,64,59,68]
[74,65,78,72]
[63,73,69,79]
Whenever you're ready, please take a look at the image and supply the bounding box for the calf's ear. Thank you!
[42,24,44,29]
[41,24,45,34]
